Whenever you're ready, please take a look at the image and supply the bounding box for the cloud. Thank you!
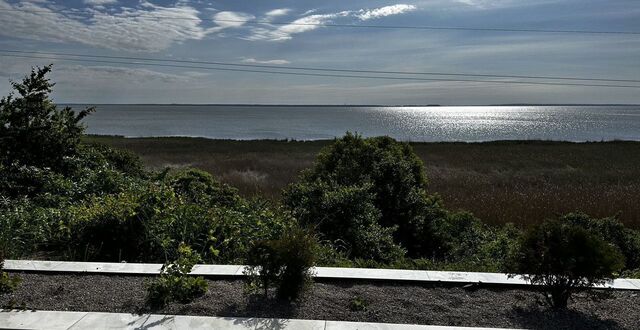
[0,0,217,52]
[356,4,417,21]
[83,0,118,6]
[55,65,189,84]
[212,11,255,28]
[241,58,291,65]
[246,12,348,41]
[265,8,291,19]
[247,4,417,41]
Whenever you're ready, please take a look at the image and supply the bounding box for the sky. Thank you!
[0,0,638,105]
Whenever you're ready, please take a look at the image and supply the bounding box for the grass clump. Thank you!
[146,243,208,307]
[0,252,21,294]
[244,226,317,300]
[349,296,368,312]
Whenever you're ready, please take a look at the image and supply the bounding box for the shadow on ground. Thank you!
[509,304,623,330]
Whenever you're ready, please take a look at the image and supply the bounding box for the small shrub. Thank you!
[146,243,208,307]
[0,251,21,294]
[349,296,368,312]
[244,226,317,300]
[509,219,624,309]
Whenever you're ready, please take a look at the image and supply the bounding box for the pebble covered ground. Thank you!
[2,273,639,329]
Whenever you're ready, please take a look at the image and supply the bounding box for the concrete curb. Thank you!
[0,310,522,330]
[4,259,640,290]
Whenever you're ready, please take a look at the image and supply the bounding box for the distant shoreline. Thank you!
[85,134,640,144]
[65,103,640,107]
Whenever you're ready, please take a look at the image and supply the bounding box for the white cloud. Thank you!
[246,12,348,41]
[265,8,291,18]
[247,4,417,41]
[356,4,417,21]
[0,0,223,52]
[212,11,255,28]
[241,58,291,65]
[83,0,118,6]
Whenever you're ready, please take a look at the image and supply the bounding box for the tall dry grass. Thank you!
[86,136,640,228]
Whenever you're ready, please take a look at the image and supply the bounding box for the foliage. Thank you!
[63,182,177,262]
[146,243,208,307]
[0,246,21,294]
[244,226,317,300]
[285,180,404,262]
[561,212,640,270]
[508,219,625,309]
[349,296,368,312]
[284,132,446,257]
[0,65,94,172]
[164,168,240,207]
[430,212,521,271]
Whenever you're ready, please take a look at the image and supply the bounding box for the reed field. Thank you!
[85,136,640,228]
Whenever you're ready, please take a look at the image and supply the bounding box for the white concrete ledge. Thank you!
[0,310,521,330]
[4,259,640,290]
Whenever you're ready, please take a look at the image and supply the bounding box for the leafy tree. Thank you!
[0,65,94,171]
[509,219,624,309]
[285,133,443,256]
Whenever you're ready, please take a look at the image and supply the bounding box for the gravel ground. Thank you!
[2,273,639,329]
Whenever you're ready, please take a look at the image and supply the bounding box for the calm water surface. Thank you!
[78,105,640,142]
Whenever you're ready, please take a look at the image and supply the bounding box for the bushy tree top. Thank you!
[510,219,624,287]
[0,65,94,171]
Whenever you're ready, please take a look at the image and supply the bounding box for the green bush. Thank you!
[165,168,240,207]
[430,212,521,271]
[509,219,625,309]
[285,133,445,257]
[561,213,640,270]
[245,226,317,300]
[65,183,178,262]
[0,65,94,172]
[146,243,208,307]
[285,180,404,262]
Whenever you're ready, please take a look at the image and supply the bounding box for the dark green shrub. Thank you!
[0,65,94,172]
[165,168,240,207]
[285,180,404,262]
[146,243,208,307]
[285,133,445,257]
[156,200,294,264]
[244,226,317,300]
[65,183,178,262]
[429,212,521,271]
[84,143,145,177]
[561,213,640,270]
[509,219,624,309]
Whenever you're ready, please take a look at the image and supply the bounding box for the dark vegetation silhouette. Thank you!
[1,67,640,312]
[508,219,624,308]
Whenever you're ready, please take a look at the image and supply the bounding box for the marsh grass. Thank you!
[85,136,640,228]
